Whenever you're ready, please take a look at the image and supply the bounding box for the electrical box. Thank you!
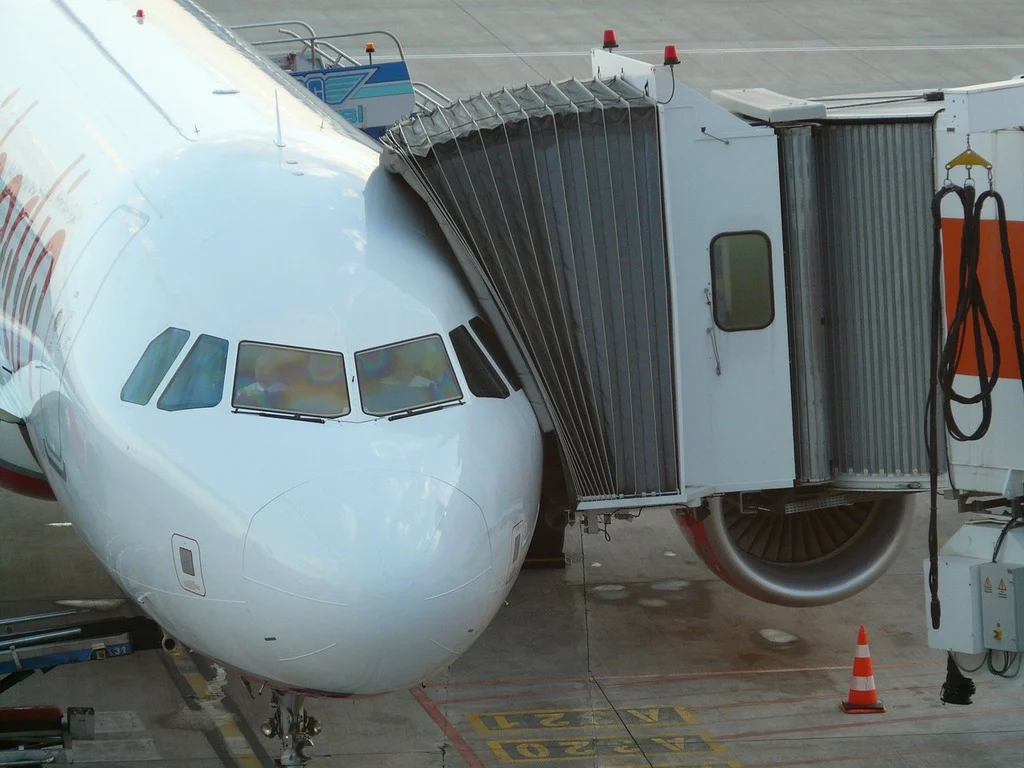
[979,563,1024,653]
[924,555,985,654]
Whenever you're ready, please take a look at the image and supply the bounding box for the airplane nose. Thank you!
[241,470,495,694]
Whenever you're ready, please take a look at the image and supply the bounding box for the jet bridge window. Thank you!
[355,335,462,416]
[157,334,230,412]
[231,342,350,418]
[121,327,190,405]
[710,231,775,332]
[449,325,509,399]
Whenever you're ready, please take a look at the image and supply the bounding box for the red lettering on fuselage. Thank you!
[0,96,84,372]
[3,152,83,369]
[0,100,37,150]
[0,173,68,370]
[0,165,22,241]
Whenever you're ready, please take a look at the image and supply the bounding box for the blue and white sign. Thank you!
[291,60,416,140]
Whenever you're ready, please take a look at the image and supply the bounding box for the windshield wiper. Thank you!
[232,408,326,424]
[387,400,464,421]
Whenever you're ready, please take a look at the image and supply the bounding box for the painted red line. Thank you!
[716,705,1024,741]
[410,685,485,768]
[422,660,944,690]
[686,682,994,714]
[442,677,980,711]
[599,662,945,692]
[442,684,589,706]
[743,735,1024,768]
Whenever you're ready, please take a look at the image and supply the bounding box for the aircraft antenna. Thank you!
[274,90,285,147]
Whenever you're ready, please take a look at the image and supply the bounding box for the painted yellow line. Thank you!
[466,704,699,734]
[171,646,264,768]
[485,733,725,763]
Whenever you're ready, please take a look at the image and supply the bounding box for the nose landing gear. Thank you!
[260,690,322,767]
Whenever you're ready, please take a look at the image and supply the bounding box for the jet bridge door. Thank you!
[596,53,796,495]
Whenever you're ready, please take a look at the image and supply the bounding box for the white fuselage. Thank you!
[0,0,542,696]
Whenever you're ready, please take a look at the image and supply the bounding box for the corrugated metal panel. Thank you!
[778,126,832,484]
[380,78,679,504]
[816,121,942,483]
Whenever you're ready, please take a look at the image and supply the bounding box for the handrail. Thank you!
[270,28,360,69]
[0,609,80,628]
[230,19,317,39]
[312,30,407,62]
[239,29,408,70]
[307,37,362,68]
[232,21,452,116]
[231,20,318,68]
[413,81,453,110]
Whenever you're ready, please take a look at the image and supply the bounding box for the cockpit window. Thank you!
[121,327,190,405]
[232,342,351,418]
[355,335,462,416]
[468,316,522,391]
[157,334,230,412]
[449,325,509,399]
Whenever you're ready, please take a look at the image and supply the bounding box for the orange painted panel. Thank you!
[940,217,1024,380]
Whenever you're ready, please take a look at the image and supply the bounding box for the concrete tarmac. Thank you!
[5,1,1024,765]
[203,0,1024,102]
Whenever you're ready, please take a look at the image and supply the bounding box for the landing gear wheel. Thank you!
[261,691,322,767]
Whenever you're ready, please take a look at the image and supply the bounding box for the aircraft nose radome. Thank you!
[241,470,495,693]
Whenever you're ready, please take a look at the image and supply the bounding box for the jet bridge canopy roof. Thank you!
[380,77,680,507]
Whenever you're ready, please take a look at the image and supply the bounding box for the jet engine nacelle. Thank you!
[675,491,914,607]
[0,419,54,501]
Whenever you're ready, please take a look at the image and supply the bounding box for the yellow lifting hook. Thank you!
[944,136,994,188]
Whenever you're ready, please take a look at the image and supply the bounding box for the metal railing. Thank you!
[230,20,453,112]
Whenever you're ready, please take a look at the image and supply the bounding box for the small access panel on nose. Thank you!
[172,534,206,597]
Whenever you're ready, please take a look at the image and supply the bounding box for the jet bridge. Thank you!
[378,46,946,605]
[380,59,798,513]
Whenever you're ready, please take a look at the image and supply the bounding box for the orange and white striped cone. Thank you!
[840,625,886,714]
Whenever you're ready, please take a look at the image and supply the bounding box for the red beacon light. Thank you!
[135,8,145,18]
[602,29,618,50]
[663,44,680,66]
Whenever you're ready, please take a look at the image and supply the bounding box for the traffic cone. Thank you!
[840,625,886,714]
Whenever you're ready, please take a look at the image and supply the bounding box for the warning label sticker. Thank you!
[984,577,993,593]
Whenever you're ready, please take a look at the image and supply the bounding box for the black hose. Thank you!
[927,180,1024,630]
